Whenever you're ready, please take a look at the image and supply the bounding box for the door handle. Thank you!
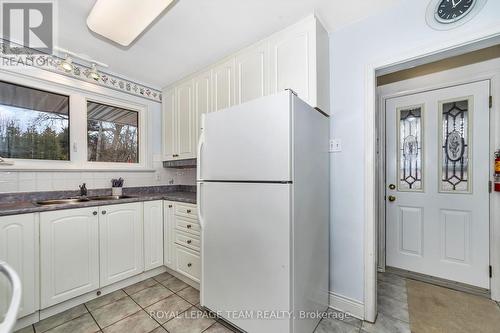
[388,196,396,202]
[388,184,396,190]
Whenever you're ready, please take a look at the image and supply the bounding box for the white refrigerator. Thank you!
[197,90,329,333]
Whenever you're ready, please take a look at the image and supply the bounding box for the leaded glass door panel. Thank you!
[385,80,490,289]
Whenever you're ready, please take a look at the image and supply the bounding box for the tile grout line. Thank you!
[83,303,103,333]
[34,311,91,333]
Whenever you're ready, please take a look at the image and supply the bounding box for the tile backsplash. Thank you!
[0,162,196,193]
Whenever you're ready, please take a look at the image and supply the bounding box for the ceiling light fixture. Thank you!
[60,54,73,72]
[87,0,175,47]
[89,63,100,81]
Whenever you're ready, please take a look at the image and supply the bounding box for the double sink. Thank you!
[36,195,135,206]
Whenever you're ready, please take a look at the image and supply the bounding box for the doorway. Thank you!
[376,54,500,299]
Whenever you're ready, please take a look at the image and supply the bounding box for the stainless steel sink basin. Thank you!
[36,195,135,206]
[36,198,90,205]
[87,195,135,201]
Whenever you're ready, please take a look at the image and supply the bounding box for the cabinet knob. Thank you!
[187,225,192,229]
[102,210,107,215]
[187,263,192,267]
[187,209,191,213]
[187,240,192,244]
[96,291,101,296]
[168,205,173,208]
[93,211,98,216]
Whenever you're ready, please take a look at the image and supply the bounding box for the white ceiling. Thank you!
[58,0,399,89]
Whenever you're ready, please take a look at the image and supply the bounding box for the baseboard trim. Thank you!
[329,292,364,320]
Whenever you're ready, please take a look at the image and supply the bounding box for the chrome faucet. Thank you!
[79,183,88,197]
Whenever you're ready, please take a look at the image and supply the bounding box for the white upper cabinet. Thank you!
[213,58,235,112]
[40,208,99,308]
[162,15,329,161]
[193,70,213,145]
[269,15,329,114]
[235,41,268,104]
[144,201,164,271]
[99,203,144,287]
[0,214,37,317]
[162,88,176,160]
[176,81,196,159]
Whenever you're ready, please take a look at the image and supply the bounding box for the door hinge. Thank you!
[490,96,493,108]
[489,181,493,193]
[490,265,493,278]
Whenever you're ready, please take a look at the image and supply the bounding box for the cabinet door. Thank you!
[164,201,175,269]
[235,42,269,104]
[99,203,143,287]
[176,81,196,159]
[40,208,99,308]
[162,88,177,160]
[144,201,163,271]
[193,70,212,147]
[0,214,37,317]
[213,58,235,111]
[269,17,315,106]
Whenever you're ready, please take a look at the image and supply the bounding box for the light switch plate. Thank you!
[329,139,342,152]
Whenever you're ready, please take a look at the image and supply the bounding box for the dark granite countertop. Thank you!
[0,186,196,217]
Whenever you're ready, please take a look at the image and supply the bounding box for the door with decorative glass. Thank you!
[385,80,490,289]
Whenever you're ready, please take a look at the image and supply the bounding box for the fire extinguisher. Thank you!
[495,150,500,192]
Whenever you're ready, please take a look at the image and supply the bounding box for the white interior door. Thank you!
[386,80,490,289]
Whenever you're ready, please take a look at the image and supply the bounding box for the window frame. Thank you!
[0,72,152,171]
[84,97,148,169]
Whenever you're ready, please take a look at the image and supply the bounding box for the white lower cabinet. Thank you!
[175,245,201,283]
[40,208,99,308]
[144,201,164,271]
[99,203,144,287]
[164,201,175,268]
[164,202,201,283]
[0,213,38,318]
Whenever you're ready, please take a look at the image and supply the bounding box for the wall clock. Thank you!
[426,0,488,30]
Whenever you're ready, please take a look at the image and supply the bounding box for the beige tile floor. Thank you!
[15,271,409,333]
[15,272,238,333]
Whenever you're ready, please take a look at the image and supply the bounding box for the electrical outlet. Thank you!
[329,139,342,152]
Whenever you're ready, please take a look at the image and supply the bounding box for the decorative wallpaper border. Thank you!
[0,40,162,103]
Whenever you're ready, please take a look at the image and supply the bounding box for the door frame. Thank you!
[377,60,498,280]
[364,28,500,322]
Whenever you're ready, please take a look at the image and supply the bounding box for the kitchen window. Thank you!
[0,81,70,161]
[87,101,139,163]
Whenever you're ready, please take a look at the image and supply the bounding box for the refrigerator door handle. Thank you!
[197,182,204,229]
[197,114,206,181]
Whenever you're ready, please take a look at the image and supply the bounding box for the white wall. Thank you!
[0,67,196,193]
[329,0,500,302]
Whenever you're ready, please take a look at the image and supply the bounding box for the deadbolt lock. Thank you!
[388,184,396,190]
[388,196,396,202]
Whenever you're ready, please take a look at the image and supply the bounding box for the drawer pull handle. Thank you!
[187,209,192,213]
[168,205,173,208]
[187,263,192,267]
[187,240,192,244]
[187,225,192,229]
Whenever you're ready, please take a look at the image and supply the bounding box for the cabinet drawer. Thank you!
[175,216,200,236]
[175,230,200,252]
[175,245,200,282]
[175,203,198,219]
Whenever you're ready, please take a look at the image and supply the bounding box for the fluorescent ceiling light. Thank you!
[87,0,174,46]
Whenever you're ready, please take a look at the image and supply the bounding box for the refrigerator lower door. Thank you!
[199,182,292,333]
[199,91,292,182]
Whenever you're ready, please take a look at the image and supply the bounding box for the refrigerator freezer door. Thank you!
[199,92,292,182]
[199,182,291,333]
